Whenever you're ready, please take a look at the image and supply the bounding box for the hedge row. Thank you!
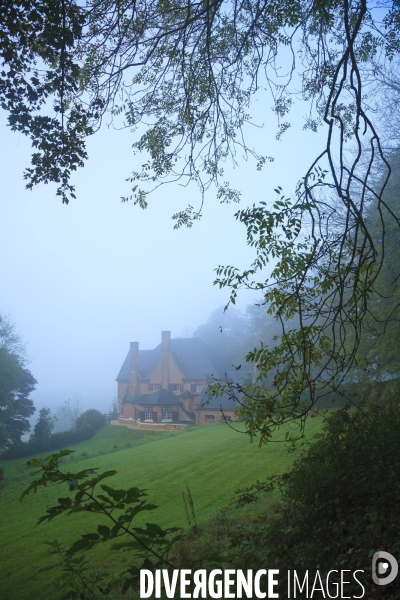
[1,427,92,459]
[1,410,106,459]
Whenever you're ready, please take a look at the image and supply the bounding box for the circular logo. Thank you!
[372,551,398,586]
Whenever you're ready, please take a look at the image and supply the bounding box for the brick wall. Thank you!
[197,410,237,425]
[139,352,186,394]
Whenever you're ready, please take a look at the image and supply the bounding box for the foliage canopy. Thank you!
[2,1,400,438]
[30,406,56,442]
[0,314,36,451]
[75,409,105,435]
[1,0,399,208]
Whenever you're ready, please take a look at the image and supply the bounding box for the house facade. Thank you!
[116,331,242,427]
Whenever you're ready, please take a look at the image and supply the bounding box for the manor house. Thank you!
[116,331,241,427]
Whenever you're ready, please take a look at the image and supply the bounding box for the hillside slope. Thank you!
[0,418,322,599]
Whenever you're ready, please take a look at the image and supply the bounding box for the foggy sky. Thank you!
[0,98,325,421]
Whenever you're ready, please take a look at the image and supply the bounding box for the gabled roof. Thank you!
[116,348,160,382]
[116,337,223,381]
[170,337,221,379]
[123,389,180,406]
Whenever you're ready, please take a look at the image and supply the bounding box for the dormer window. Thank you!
[149,383,161,392]
[169,384,182,393]
[191,383,203,393]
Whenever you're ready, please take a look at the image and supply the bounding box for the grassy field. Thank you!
[0,417,323,600]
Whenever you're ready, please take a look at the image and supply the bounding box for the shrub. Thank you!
[230,389,400,598]
[75,409,105,435]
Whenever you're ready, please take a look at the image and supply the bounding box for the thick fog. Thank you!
[0,100,325,423]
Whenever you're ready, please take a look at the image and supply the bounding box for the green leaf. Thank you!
[98,525,111,538]
[66,534,99,556]
[58,497,72,507]
[100,484,126,502]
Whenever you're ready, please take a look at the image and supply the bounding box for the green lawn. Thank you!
[0,417,323,600]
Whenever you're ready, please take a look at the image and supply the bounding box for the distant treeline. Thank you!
[1,409,105,460]
[314,378,400,409]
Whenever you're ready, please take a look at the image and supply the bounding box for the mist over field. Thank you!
[0,100,323,420]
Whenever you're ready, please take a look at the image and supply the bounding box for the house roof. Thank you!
[196,385,240,411]
[180,390,197,398]
[193,369,252,411]
[225,369,253,384]
[123,388,181,406]
[116,337,223,382]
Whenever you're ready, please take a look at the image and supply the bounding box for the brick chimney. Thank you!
[129,341,139,396]
[161,331,171,389]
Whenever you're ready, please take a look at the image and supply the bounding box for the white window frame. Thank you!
[162,406,173,422]
[145,407,154,421]
[205,414,215,421]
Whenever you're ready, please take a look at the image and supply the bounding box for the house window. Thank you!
[162,406,173,422]
[221,415,232,422]
[205,414,215,421]
[191,383,203,393]
[169,384,182,393]
[149,383,161,392]
[145,407,154,421]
